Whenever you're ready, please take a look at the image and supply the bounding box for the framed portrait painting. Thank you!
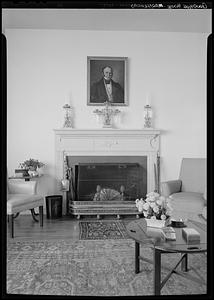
[87,56,128,106]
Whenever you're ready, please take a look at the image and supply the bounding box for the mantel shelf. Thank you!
[54,128,161,137]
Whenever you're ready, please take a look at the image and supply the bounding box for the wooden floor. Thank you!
[7,214,137,240]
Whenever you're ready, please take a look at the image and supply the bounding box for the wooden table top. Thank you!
[126,218,207,253]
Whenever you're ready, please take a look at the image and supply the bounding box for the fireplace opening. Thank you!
[66,156,147,201]
[75,163,142,201]
[66,156,147,217]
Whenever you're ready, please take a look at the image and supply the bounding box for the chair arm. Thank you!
[8,181,37,195]
[160,180,182,197]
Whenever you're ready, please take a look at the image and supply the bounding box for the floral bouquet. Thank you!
[19,158,45,171]
[135,192,173,221]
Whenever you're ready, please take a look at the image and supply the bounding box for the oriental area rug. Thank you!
[7,239,207,296]
[79,220,130,240]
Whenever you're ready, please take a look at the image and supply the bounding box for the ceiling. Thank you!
[2,8,212,33]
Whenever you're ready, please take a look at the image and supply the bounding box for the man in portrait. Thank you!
[90,66,124,103]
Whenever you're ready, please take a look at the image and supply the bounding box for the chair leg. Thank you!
[30,209,39,222]
[8,215,14,238]
[39,206,43,227]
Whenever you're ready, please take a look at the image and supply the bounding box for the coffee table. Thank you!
[126,218,207,295]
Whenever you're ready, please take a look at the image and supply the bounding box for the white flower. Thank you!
[151,215,157,220]
[147,192,160,198]
[161,214,166,220]
[149,202,156,208]
[156,199,163,206]
[143,211,148,217]
[138,204,144,213]
[143,202,150,210]
[136,198,145,212]
[153,206,159,213]
[135,198,140,204]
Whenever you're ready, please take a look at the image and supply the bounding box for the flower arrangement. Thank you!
[19,158,45,171]
[135,192,173,220]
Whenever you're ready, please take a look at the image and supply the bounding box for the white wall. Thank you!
[6,29,207,198]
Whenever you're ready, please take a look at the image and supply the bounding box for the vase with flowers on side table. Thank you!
[28,168,39,178]
[19,158,45,178]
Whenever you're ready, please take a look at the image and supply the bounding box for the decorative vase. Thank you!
[28,170,38,177]
[145,218,168,228]
[61,179,70,191]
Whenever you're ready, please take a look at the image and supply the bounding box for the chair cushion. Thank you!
[7,194,44,214]
[8,181,37,194]
[169,192,205,213]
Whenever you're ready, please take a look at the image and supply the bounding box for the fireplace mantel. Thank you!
[54,128,161,214]
[54,128,160,137]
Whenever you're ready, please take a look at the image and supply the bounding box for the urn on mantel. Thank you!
[93,101,121,128]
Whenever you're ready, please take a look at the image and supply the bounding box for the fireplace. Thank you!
[54,129,160,216]
[65,156,148,218]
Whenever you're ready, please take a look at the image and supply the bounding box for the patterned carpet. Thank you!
[79,220,130,240]
[7,239,207,296]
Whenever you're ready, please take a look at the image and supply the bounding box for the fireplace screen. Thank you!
[75,163,142,201]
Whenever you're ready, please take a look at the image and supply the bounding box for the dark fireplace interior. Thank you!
[76,163,142,201]
[67,156,147,202]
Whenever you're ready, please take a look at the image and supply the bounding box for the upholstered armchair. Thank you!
[7,179,44,238]
[160,158,206,222]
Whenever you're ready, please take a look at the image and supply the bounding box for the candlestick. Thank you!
[146,92,150,106]
[63,103,73,128]
[144,104,153,128]
[93,101,121,128]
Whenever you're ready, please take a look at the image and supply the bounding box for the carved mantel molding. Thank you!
[54,128,161,214]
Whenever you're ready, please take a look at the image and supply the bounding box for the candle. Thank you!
[146,92,150,106]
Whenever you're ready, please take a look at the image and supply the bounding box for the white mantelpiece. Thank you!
[54,128,160,214]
